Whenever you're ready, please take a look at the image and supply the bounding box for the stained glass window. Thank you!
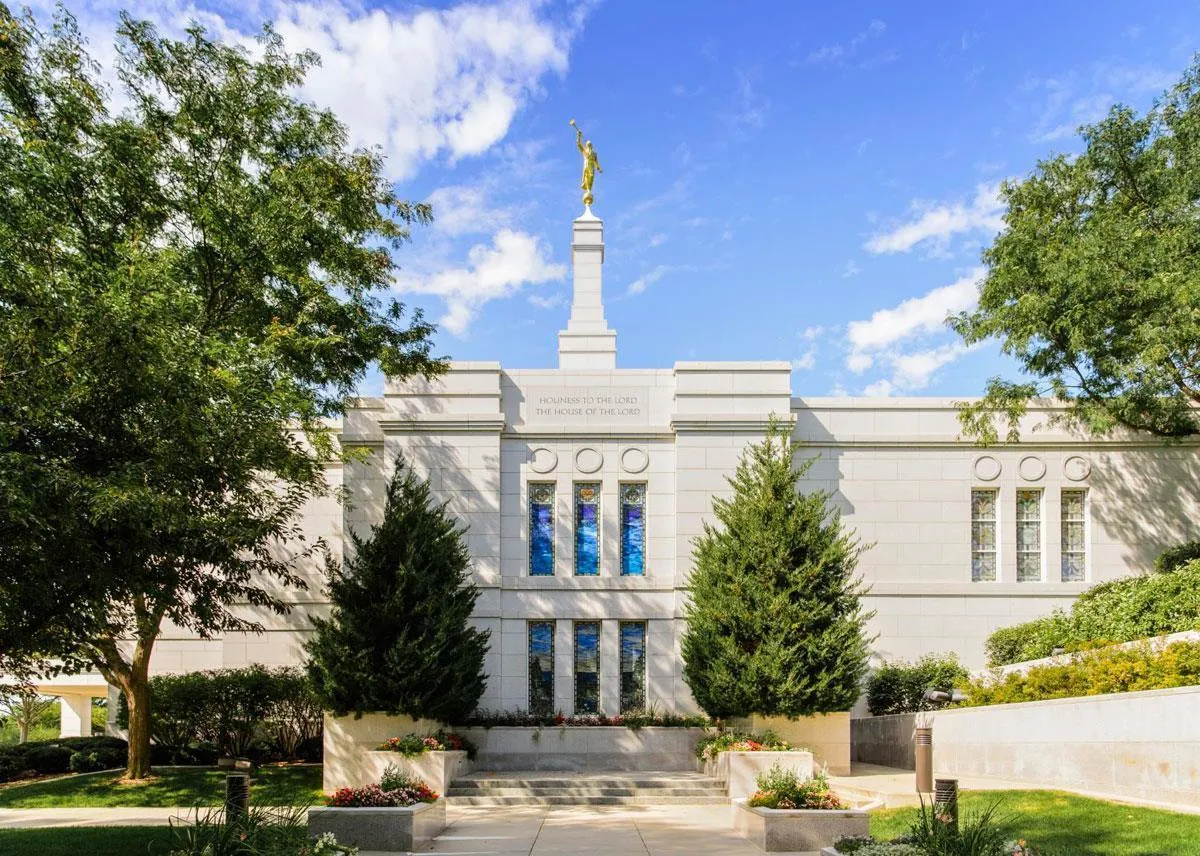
[574,483,600,576]
[620,484,646,577]
[528,621,555,715]
[1061,489,1087,582]
[529,484,555,576]
[1016,490,1043,582]
[971,489,998,582]
[574,621,600,714]
[619,622,646,713]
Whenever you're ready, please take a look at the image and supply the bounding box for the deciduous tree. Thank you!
[0,8,442,777]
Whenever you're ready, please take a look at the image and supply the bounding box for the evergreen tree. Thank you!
[682,420,873,719]
[305,457,490,722]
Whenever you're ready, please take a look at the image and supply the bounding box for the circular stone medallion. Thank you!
[575,447,604,474]
[973,455,1002,481]
[529,447,558,474]
[1018,455,1046,481]
[1063,455,1092,482]
[620,447,649,474]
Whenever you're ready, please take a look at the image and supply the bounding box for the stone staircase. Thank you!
[446,771,729,807]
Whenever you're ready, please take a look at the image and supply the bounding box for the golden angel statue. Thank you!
[570,119,601,208]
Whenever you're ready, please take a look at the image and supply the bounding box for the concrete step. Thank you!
[445,794,730,806]
[447,786,725,797]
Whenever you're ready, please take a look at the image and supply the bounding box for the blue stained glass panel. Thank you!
[528,622,555,715]
[529,484,554,576]
[619,621,646,713]
[574,621,600,714]
[574,484,600,576]
[621,484,646,576]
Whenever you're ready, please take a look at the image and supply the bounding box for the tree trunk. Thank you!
[18,721,28,744]
[123,674,152,779]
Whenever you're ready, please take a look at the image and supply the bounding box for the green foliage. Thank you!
[1155,540,1200,574]
[867,654,970,716]
[984,562,1200,665]
[682,419,873,719]
[835,839,924,856]
[953,60,1200,441]
[0,737,124,782]
[115,666,321,760]
[747,764,844,810]
[306,456,490,722]
[378,763,425,794]
[167,804,356,856]
[67,744,126,773]
[965,640,1200,706]
[0,6,442,776]
[904,798,1011,856]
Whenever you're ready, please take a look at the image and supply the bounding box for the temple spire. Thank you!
[557,210,616,369]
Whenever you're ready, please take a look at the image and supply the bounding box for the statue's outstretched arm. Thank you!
[595,156,602,173]
[574,126,585,154]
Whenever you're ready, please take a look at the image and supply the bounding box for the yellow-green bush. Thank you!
[962,640,1200,706]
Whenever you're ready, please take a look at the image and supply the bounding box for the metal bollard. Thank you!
[914,727,933,793]
[225,772,250,823]
[934,777,959,833]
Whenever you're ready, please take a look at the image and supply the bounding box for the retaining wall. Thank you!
[456,726,705,771]
[851,713,916,770]
[931,686,1200,810]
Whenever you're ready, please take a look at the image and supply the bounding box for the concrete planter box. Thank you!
[700,751,816,799]
[308,800,445,852]
[344,750,469,796]
[322,713,468,794]
[456,726,706,771]
[734,798,869,853]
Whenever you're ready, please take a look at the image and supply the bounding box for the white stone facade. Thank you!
[78,209,1200,720]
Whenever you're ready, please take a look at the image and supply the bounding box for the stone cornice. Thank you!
[378,415,506,434]
[670,416,776,432]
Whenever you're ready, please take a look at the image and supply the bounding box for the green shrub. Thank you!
[851,845,924,856]
[167,804,355,856]
[984,562,1200,666]
[965,640,1200,706]
[117,666,321,761]
[867,654,969,715]
[1155,540,1200,574]
[68,742,126,773]
[747,764,844,810]
[905,797,1010,856]
[21,744,72,775]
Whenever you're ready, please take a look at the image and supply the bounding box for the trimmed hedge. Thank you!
[964,640,1200,706]
[0,736,127,782]
[985,560,1200,666]
[866,654,968,716]
[1156,540,1200,574]
[117,665,322,762]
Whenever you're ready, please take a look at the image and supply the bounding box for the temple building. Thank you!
[38,204,1200,733]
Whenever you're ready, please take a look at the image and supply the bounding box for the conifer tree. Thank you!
[306,456,489,722]
[681,419,873,719]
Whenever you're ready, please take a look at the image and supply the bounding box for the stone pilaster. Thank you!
[558,211,617,369]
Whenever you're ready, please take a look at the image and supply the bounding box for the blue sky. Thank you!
[57,0,1200,396]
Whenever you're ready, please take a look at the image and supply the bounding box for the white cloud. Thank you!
[805,20,886,65]
[865,184,1004,254]
[846,352,873,374]
[528,292,566,309]
[847,269,981,352]
[396,229,565,335]
[862,379,893,397]
[649,233,668,248]
[721,229,734,241]
[890,342,969,390]
[52,0,580,181]
[425,185,512,236]
[841,260,861,278]
[800,325,824,341]
[792,353,816,371]
[1025,63,1175,145]
[626,265,670,296]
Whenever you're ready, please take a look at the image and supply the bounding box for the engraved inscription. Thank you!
[526,387,648,423]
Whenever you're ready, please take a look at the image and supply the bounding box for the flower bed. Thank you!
[377,730,477,759]
[460,709,710,728]
[310,765,445,853]
[695,730,792,763]
[734,765,869,852]
[325,764,438,807]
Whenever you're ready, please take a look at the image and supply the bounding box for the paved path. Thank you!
[0,806,199,827]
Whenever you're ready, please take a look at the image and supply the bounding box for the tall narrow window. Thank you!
[619,621,647,713]
[971,489,998,582]
[620,484,646,577]
[1061,489,1088,582]
[1016,490,1043,582]
[573,621,600,714]
[529,484,555,576]
[574,483,600,576]
[528,622,555,715]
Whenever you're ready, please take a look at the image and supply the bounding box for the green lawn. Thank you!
[0,764,322,808]
[0,827,176,856]
[870,789,1200,856]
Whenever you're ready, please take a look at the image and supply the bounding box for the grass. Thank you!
[0,764,322,808]
[0,827,176,856]
[869,789,1200,856]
